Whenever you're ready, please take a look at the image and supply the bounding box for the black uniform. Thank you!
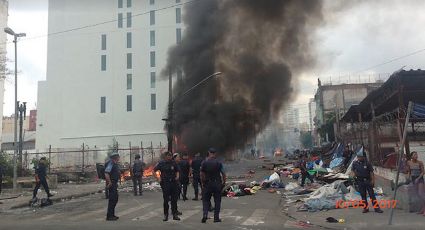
[201,158,225,220]
[191,156,203,200]
[178,159,190,200]
[154,160,180,217]
[352,159,381,211]
[132,159,145,195]
[299,159,314,187]
[105,160,120,218]
[33,161,52,198]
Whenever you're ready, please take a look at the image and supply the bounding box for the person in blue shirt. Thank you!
[105,152,121,221]
[178,153,191,201]
[32,157,54,199]
[201,148,226,223]
[191,152,203,201]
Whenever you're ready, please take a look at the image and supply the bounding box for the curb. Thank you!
[10,189,104,210]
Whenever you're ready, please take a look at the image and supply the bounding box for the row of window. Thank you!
[118,9,181,27]
[100,94,157,113]
[118,0,132,8]
[104,32,177,49]
[102,29,180,51]
[125,73,156,90]
[100,52,155,71]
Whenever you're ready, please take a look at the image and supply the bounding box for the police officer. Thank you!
[132,154,145,196]
[178,153,191,201]
[351,150,383,213]
[154,152,181,221]
[105,152,121,221]
[201,148,226,223]
[33,157,54,200]
[191,152,203,200]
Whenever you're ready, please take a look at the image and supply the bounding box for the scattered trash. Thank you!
[268,188,276,193]
[338,218,345,223]
[326,217,338,223]
[285,182,299,191]
[276,191,281,195]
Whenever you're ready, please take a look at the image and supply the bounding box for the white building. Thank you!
[37,0,185,150]
[280,105,301,149]
[0,0,8,147]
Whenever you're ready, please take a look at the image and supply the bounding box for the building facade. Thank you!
[37,0,185,150]
[314,80,383,143]
[0,0,8,147]
[280,105,301,149]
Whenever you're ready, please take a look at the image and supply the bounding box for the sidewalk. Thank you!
[0,182,105,212]
[285,203,425,230]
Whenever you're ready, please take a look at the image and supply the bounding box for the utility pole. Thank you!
[4,27,26,191]
[167,69,173,153]
[17,102,26,176]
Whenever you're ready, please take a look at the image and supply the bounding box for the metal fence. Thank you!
[3,142,166,174]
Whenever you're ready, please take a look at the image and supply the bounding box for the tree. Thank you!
[300,131,313,149]
[317,112,336,143]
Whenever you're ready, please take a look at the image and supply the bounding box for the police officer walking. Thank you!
[132,154,145,196]
[154,152,181,221]
[178,153,191,201]
[33,157,54,200]
[105,152,121,221]
[351,150,383,213]
[191,152,203,201]
[201,148,226,223]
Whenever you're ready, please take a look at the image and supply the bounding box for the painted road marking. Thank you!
[241,209,269,226]
[132,208,162,221]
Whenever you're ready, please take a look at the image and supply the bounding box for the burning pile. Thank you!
[163,0,323,154]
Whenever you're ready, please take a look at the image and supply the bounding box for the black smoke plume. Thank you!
[163,0,323,154]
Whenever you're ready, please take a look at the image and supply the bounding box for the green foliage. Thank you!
[300,131,313,149]
[107,138,119,157]
[0,152,13,177]
[318,112,336,142]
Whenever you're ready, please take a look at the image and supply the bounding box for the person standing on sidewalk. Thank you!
[154,151,181,221]
[191,153,203,201]
[299,155,314,187]
[201,148,226,223]
[406,151,425,215]
[132,154,145,196]
[33,157,54,200]
[351,150,383,213]
[178,153,191,201]
[105,152,121,221]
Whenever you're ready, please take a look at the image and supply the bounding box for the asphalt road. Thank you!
[0,159,289,230]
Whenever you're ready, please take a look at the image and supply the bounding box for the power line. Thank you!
[352,47,425,74]
[1,0,202,46]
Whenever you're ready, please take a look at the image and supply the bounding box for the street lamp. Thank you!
[4,27,26,191]
[165,72,222,153]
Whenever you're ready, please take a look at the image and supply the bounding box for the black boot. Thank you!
[163,214,169,221]
[173,214,181,221]
[201,216,207,223]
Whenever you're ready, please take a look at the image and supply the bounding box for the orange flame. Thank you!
[120,169,132,181]
[143,165,161,179]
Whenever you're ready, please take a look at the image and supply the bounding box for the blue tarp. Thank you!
[412,103,425,118]
[331,143,344,160]
[329,157,344,169]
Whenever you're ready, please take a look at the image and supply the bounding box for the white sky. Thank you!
[4,0,425,121]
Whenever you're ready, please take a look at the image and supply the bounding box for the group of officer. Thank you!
[104,147,226,223]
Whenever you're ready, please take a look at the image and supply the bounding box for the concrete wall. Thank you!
[37,0,186,150]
